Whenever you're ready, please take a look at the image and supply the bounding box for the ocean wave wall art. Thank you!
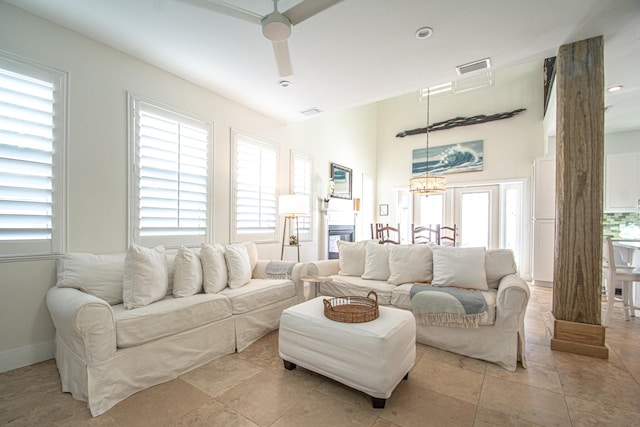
[412,139,483,176]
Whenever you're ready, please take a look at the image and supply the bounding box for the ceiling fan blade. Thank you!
[272,41,293,77]
[179,0,262,25]
[283,0,344,25]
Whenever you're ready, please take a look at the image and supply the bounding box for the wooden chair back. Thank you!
[411,224,440,244]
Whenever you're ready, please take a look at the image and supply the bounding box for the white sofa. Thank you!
[47,242,304,416]
[306,241,530,371]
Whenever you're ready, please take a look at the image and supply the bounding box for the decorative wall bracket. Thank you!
[396,108,526,138]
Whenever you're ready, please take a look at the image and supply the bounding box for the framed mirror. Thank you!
[330,163,352,200]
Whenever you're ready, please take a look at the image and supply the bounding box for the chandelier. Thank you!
[409,88,446,195]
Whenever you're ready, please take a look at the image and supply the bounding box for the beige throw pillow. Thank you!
[337,240,367,276]
[225,244,252,288]
[362,242,390,281]
[201,243,228,293]
[172,246,203,297]
[387,244,433,285]
[431,246,488,290]
[123,244,168,309]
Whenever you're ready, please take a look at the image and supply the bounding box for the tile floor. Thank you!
[2,285,640,426]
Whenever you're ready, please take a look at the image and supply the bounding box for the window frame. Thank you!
[128,93,213,248]
[289,149,313,242]
[230,129,279,243]
[0,51,67,260]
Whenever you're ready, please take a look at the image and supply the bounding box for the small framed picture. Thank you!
[379,204,389,216]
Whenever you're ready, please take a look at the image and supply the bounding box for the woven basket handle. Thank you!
[323,298,333,311]
[367,290,378,304]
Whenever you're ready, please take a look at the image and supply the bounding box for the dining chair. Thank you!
[378,224,401,244]
[602,236,640,326]
[412,224,440,244]
[440,224,458,246]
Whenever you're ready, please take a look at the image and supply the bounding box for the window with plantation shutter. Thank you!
[129,95,211,247]
[0,53,67,258]
[231,130,278,243]
[290,150,312,241]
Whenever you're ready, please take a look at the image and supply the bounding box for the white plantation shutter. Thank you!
[130,96,211,247]
[290,150,312,241]
[232,130,278,242]
[0,54,67,258]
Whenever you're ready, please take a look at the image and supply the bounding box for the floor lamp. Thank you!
[279,194,309,262]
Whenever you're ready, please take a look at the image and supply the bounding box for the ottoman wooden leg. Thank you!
[372,397,386,409]
[283,360,297,370]
[403,372,409,380]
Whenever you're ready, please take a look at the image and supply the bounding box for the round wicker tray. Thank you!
[323,291,379,323]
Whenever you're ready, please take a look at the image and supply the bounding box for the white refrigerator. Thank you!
[532,157,556,287]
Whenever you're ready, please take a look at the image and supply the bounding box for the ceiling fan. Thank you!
[183,0,344,77]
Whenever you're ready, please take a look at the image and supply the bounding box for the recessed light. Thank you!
[415,27,433,40]
[279,80,291,88]
[607,85,623,92]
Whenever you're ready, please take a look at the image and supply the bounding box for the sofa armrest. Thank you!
[305,259,340,278]
[253,260,305,302]
[47,287,117,364]
[494,274,530,329]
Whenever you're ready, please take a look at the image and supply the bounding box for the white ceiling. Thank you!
[6,0,640,132]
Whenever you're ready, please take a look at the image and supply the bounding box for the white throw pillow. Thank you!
[242,241,259,272]
[201,243,228,293]
[485,249,517,289]
[387,244,434,285]
[337,240,367,276]
[172,246,203,297]
[123,244,168,309]
[431,246,488,290]
[56,252,125,305]
[224,244,252,289]
[362,242,390,281]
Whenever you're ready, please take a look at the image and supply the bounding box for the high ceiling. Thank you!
[5,0,640,131]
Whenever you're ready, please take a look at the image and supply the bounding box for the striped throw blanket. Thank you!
[265,260,296,280]
[410,284,487,328]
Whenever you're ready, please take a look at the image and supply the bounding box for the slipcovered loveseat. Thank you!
[306,241,530,371]
[47,242,303,416]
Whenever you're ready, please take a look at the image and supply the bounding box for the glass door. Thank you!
[453,185,500,248]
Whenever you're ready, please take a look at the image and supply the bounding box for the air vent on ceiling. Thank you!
[300,107,323,117]
[456,58,491,76]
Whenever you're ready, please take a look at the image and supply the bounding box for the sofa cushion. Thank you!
[486,249,518,289]
[362,242,390,281]
[224,244,251,288]
[173,246,203,297]
[387,244,433,285]
[201,243,228,294]
[318,275,395,305]
[123,244,168,309]
[56,252,125,305]
[431,246,488,291]
[391,283,497,325]
[219,279,296,314]
[113,293,232,348]
[337,240,367,277]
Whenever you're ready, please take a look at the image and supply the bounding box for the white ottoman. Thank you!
[278,297,416,408]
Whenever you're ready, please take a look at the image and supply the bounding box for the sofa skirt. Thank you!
[55,317,236,416]
[234,296,298,352]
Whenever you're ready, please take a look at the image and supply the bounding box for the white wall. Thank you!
[605,129,640,154]
[0,2,379,372]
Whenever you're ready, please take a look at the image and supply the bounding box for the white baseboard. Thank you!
[0,340,54,373]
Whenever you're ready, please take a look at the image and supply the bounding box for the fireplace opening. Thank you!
[328,224,355,259]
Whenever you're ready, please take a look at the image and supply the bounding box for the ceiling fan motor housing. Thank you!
[262,12,291,41]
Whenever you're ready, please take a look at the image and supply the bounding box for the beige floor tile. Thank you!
[270,385,380,427]
[524,341,556,367]
[416,343,488,375]
[217,367,322,426]
[168,400,258,427]
[379,381,477,427]
[473,406,543,426]
[371,418,402,427]
[478,375,571,426]
[565,395,640,426]
[236,330,283,371]
[623,360,640,383]
[107,378,213,427]
[408,353,485,404]
[180,354,263,397]
[485,360,562,394]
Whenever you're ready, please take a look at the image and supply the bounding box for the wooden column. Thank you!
[551,36,608,358]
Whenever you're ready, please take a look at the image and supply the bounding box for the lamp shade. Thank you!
[409,173,447,195]
[279,194,309,216]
